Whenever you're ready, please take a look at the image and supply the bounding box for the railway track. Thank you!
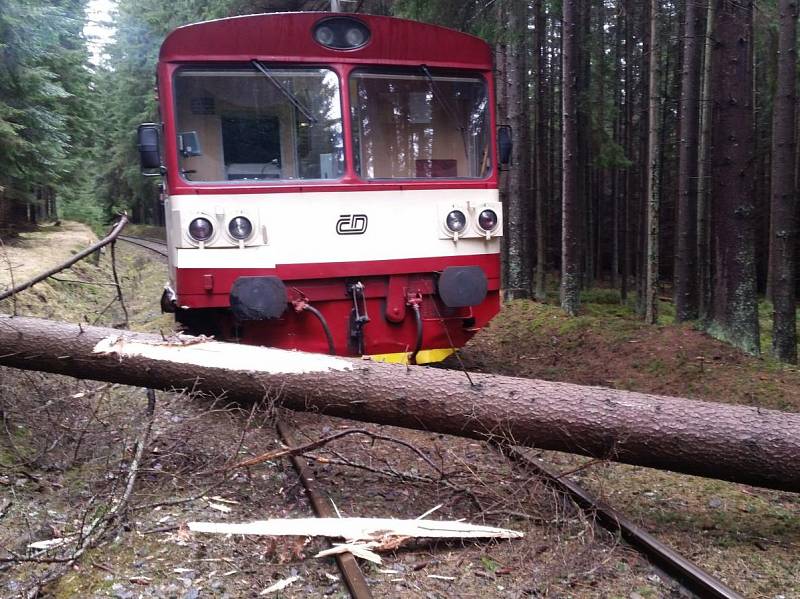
[502,447,744,599]
[117,235,168,257]
[116,234,373,596]
[116,233,743,598]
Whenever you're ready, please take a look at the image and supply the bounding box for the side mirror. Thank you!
[137,123,162,175]
[497,125,513,167]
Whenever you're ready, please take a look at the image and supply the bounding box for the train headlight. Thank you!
[315,25,335,46]
[445,210,467,234]
[313,17,370,50]
[345,26,367,47]
[228,216,253,240]
[478,209,499,232]
[188,217,213,242]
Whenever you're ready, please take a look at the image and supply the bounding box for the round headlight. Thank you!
[313,17,370,50]
[345,26,366,47]
[228,216,253,240]
[478,209,499,231]
[315,25,335,46]
[445,210,467,234]
[188,217,213,241]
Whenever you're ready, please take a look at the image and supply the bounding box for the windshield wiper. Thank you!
[251,60,318,125]
[421,64,469,156]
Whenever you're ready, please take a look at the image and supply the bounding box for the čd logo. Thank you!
[336,214,369,235]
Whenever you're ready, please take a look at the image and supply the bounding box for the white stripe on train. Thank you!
[165,188,502,270]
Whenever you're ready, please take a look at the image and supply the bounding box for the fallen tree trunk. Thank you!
[0,314,798,492]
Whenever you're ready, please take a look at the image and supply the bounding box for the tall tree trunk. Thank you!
[495,1,510,288]
[644,0,660,325]
[636,0,650,316]
[595,1,607,284]
[561,0,581,315]
[534,0,548,302]
[622,0,634,303]
[612,3,625,291]
[552,13,563,283]
[709,0,760,355]
[770,0,798,363]
[505,0,531,300]
[697,0,715,321]
[578,3,593,290]
[674,0,704,321]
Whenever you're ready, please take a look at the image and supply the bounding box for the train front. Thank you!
[144,13,504,363]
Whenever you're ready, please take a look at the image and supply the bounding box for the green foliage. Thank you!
[392,0,502,39]
[0,0,103,227]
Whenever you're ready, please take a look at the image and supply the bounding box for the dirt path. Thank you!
[0,222,97,288]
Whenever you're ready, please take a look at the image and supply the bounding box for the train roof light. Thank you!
[313,17,370,50]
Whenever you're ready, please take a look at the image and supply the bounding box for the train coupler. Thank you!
[347,281,370,354]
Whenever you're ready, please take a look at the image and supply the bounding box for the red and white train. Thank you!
[138,12,509,364]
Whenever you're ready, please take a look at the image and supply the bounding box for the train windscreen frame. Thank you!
[172,66,345,183]
[349,68,491,180]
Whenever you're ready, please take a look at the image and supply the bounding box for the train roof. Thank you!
[159,12,493,70]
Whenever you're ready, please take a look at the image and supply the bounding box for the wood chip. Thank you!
[315,543,382,564]
[209,496,239,505]
[28,537,75,550]
[259,575,300,594]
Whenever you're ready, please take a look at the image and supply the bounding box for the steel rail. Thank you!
[117,235,168,257]
[501,446,744,599]
[276,420,374,599]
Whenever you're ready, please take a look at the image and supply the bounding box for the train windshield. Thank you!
[173,67,344,182]
[350,69,490,179]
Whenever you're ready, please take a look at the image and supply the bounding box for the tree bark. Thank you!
[505,0,531,300]
[709,0,760,354]
[0,314,799,492]
[697,0,715,321]
[495,4,510,288]
[644,0,660,325]
[622,0,634,303]
[578,3,593,290]
[769,0,798,364]
[561,0,581,315]
[674,0,704,321]
[533,0,548,302]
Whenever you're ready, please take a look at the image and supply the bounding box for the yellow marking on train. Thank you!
[366,349,455,365]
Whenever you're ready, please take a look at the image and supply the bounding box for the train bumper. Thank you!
[229,276,288,321]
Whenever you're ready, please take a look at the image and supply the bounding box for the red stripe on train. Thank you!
[175,254,500,307]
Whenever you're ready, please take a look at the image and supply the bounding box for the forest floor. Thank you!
[0,222,797,599]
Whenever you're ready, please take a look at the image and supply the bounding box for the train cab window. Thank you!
[173,67,344,182]
[350,69,490,180]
